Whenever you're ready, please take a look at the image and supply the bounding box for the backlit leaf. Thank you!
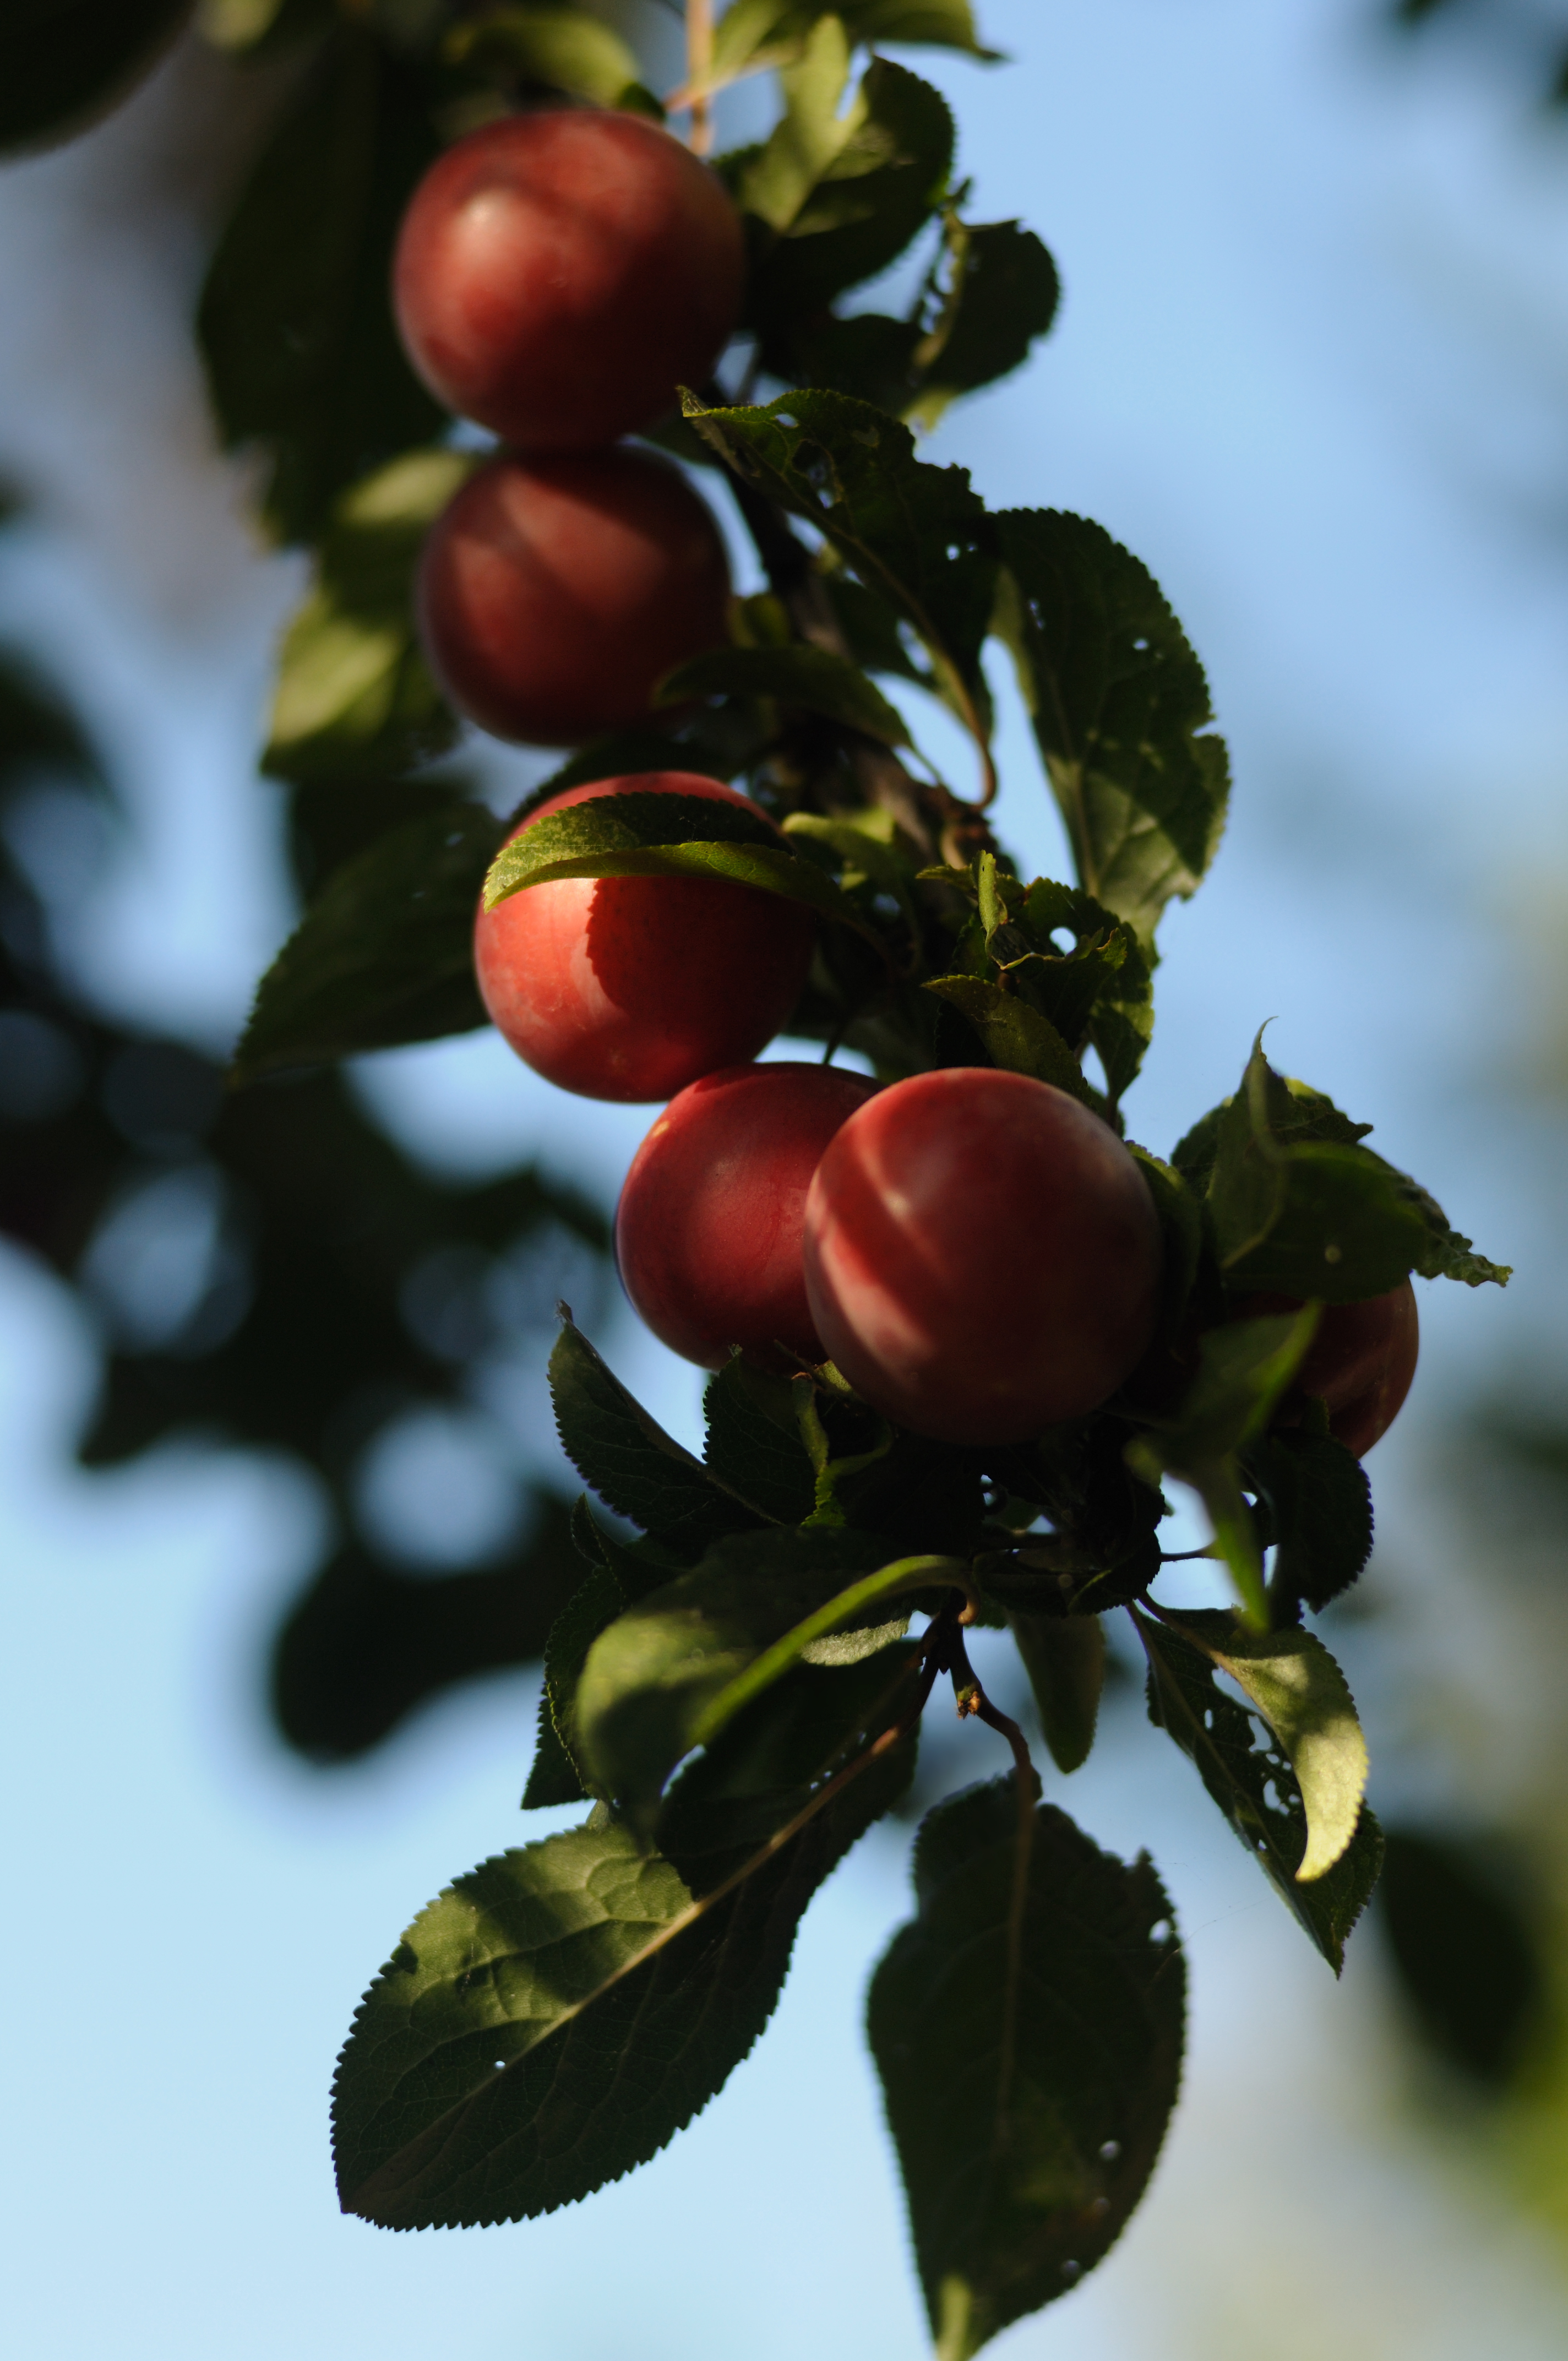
[995,509,1229,945]
[445,6,655,112]
[1151,1607,1368,1883]
[869,1782,1184,2359]
[576,1528,962,1827]
[549,1319,769,1556]
[685,389,996,766]
[1207,1039,1510,1297]
[1135,1606,1382,1970]
[336,1652,920,2228]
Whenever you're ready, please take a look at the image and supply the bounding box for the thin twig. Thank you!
[686,0,714,154]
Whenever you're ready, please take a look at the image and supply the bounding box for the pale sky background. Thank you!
[5,2,1568,2354]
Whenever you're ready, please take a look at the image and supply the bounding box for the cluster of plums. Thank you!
[472,774,1418,1451]
[394,106,1416,1454]
[394,108,743,744]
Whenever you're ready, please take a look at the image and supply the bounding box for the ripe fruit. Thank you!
[616,1063,880,1369]
[476,774,816,1102]
[1236,1281,1419,1456]
[803,1069,1163,1445]
[393,108,744,450]
[418,448,731,746]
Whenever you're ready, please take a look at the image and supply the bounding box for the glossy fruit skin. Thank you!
[393,109,744,450]
[476,774,816,1103]
[616,1063,880,1369]
[418,448,731,746]
[803,1069,1164,1445]
[1235,1281,1419,1456]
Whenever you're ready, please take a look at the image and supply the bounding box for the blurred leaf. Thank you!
[549,1319,769,1555]
[703,1357,818,1526]
[335,1652,918,2227]
[446,5,656,111]
[264,448,471,784]
[1243,1428,1373,1614]
[576,1528,956,1828]
[1135,1606,1383,1970]
[995,510,1229,945]
[197,0,329,56]
[1008,1611,1104,1774]
[273,1516,578,1763]
[198,28,445,544]
[0,0,189,151]
[687,389,995,761]
[868,1782,1184,2359]
[1379,1829,1544,2086]
[482,786,875,942]
[745,56,955,333]
[657,643,912,745]
[712,0,997,86]
[912,218,1059,418]
[233,801,500,1081]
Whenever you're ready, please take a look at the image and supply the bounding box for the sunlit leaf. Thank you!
[1135,1606,1382,1970]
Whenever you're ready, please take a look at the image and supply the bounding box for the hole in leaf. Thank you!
[1148,1917,1172,1945]
[1098,2139,1121,2163]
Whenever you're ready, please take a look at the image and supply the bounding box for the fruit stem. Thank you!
[687,0,714,154]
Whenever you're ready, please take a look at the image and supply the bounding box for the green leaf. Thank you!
[232,801,499,1081]
[549,1320,769,1556]
[922,975,1090,1100]
[264,448,470,783]
[1008,1611,1104,1774]
[198,28,445,544]
[907,217,1059,427]
[1126,1309,1319,1626]
[0,0,189,152]
[1126,1145,1205,1346]
[481,785,882,948]
[995,509,1229,945]
[657,643,912,746]
[711,0,997,90]
[197,0,328,57]
[522,1564,621,1809]
[686,388,996,769]
[1378,1829,1544,2087]
[1206,1040,1510,1297]
[1151,1606,1368,1881]
[746,56,956,320]
[446,5,654,111]
[703,1358,818,1527]
[575,1528,962,1828]
[1134,1606,1382,1969]
[868,1782,1185,2359]
[336,1651,919,2228]
[983,1420,1164,1614]
[1243,1429,1373,1614]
